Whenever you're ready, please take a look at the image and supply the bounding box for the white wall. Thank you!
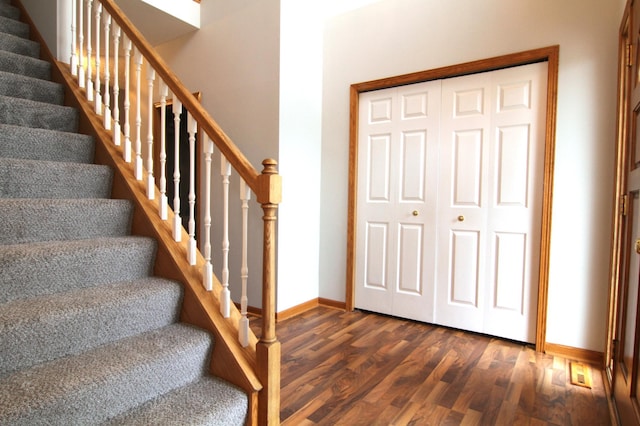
[277,0,323,311]
[21,0,70,62]
[319,0,622,352]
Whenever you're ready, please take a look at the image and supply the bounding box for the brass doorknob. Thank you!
[636,238,640,254]
[412,210,419,216]
[458,215,465,222]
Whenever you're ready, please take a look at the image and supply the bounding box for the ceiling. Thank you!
[113,0,200,46]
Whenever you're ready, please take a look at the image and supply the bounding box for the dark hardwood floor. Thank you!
[252,306,612,425]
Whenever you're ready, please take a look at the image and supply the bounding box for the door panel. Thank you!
[612,3,640,422]
[436,72,489,332]
[355,82,440,323]
[355,63,546,342]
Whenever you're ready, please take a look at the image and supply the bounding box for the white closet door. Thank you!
[436,62,547,343]
[355,62,547,343]
[355,81,441,323]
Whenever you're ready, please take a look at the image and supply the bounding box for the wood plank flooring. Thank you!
[252,306,612,425]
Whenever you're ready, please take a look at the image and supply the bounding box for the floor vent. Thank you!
[569,361,592,388]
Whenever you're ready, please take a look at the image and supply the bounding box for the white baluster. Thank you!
[187,112,197,265]
[220,155,231,318]
[123,36,132,162]
[103,12,111,130]
[70,0,77,76]
[202,134,213,291]
[134,48,143,180]
[85,0,93,102]
[172,98,183,242]
[158,81,169,220]
[77,0,84,86]
[146,66,156,199]
[239,179,251,347]
[112,23,121,146]
[94,3,102,115]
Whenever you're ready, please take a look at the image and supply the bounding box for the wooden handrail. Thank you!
[99,0,260,191]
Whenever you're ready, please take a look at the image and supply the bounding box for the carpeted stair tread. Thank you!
[0,32,39,58]
[0,277,184,377]
[0,157,112,199]
[105,376,248,426]
[0,15,28,39]
[0,198,133,244]
[0,95,77,131]
[0,2,19,21]
[0,49,50,80]
[0,70,63,104]
[0,236,157,304]
[0,323,213,425]
[0,123,94,163]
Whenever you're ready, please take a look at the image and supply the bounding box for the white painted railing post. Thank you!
[123,36,132,162]
[133,48,143,180]
[70,0,77,76]
[203,134,213,291]
[187,112,197,265]
[239,179,251,347]
[172,98,183,242]
[77,0,85,87]
[220,155,231,318]
[158,81,169,220]
[94,3,102,115]
[146,66,156,199]
[103,12,111,130]
[112,23,121,146]
[85,0,93,102]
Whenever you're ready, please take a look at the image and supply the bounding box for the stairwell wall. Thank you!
[20,0,71,62]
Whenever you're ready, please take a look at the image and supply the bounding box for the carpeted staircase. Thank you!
[0,1,248,424]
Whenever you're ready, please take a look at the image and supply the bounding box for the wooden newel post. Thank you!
[257,158,281,425]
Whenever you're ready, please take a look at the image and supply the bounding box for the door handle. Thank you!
[636,238,640,254]
[412,210,419,216]
[458,215,465,222]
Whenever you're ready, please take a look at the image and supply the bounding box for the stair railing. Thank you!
[68,0,281,423]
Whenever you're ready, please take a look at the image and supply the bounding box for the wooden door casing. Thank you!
[347,46,559,352]
[609,1,640,423]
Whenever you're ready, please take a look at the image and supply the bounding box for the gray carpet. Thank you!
[0,1,248,424]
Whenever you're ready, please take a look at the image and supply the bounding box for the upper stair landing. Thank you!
[113,0,200,45]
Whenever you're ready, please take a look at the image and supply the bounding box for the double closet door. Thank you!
[354,62,547,343]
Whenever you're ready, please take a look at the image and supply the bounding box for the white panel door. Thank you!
[355,62,547,343]
[355,81,441,323]
[436,63,547,343]
[435,72,491,334]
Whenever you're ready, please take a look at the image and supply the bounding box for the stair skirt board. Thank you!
[0,2,248,424]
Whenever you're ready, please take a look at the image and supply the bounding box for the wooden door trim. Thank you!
[346,45,559,353]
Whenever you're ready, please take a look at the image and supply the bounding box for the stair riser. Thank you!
[0,199,133,245]
[0,325,213,425]
[0,158,113,199]
[0,15,29,38]
[0,237,158,304]
[0,96,78,132]
[0,50,50,80]
[0,32,39,58]
[0,70,64,104]
[0,124,95,163]
[0,3,19,21]
[0,279,184,377]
